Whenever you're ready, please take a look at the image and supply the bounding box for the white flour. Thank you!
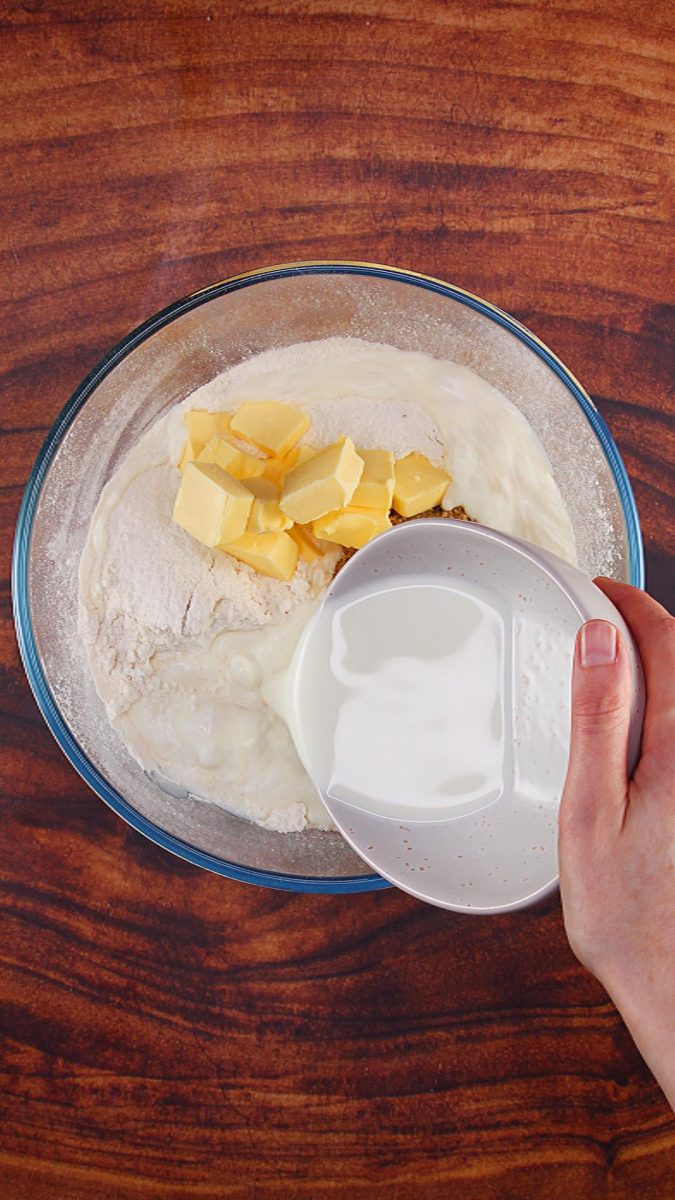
[79,337,577,833]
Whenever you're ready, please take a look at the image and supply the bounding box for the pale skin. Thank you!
[559,578,675,1109]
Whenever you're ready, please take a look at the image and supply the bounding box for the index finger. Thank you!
[594,578,675,764]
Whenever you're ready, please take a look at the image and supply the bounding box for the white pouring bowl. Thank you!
[281,520,645,913]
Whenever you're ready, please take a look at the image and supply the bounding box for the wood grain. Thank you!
[1,1,674,1197]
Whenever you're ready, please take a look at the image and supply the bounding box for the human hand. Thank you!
[559,578,675,1109]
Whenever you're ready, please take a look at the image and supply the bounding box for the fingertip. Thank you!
[569,619,630,759]
[578,620,619,668]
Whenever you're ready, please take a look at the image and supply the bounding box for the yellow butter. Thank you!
[262,442,317,484]
[312,505,392,549]
[288,523,324,563]
[178,436,201,472]
[241,476,293,533]
[294,443,318,466]
[183,409,232,455]
[261,441,317,482]
[280,437,363,524]
[352,448,395,509]
[257,444,299,480]
[197,434,267,479]
[173,462,253,547]
[221,531,299,581]
[230,401,310,458]
[261,450,294,483]
[392,452,451,518]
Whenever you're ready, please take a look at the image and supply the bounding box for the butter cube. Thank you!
[261,446,295,483]
[288,523,324,563]
[197,434,266,479]
[261,442,317,484]
[312,505,392,550]
[392,452,451,518]
[294,443,318,467]
[221,531,299,581]
[241,476,293,533]
[352,448,395,510]
[178,436,201,472]
[184,409,232,455]
[230,401,310,458]
[280,437,363,524]
[173,462,252,548]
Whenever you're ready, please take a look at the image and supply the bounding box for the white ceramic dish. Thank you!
[286,520,645,913]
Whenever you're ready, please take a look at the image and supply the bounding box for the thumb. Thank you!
[561,620,631,832]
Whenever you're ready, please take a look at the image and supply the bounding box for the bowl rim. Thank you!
[11,259,644,895]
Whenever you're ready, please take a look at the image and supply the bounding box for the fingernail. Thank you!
[580,620,618,667]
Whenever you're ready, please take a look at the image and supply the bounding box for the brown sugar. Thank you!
[389,504,474,526]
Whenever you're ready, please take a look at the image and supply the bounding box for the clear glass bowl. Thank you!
[12,262,644,894]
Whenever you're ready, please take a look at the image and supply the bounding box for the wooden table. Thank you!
[1,3,673,1197]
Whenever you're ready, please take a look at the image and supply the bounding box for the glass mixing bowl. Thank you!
[12,262,644,894]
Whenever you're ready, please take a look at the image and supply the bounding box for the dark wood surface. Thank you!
[1,2,674,1197]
